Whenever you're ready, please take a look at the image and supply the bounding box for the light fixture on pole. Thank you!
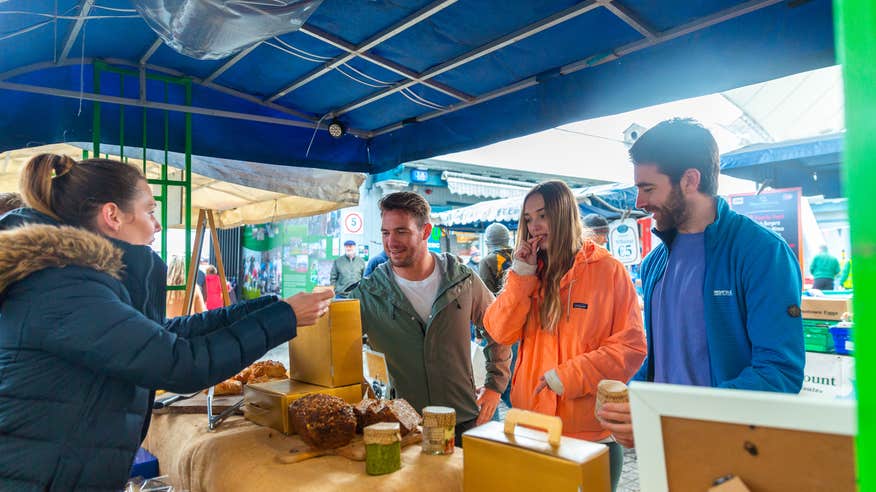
[327,120,345,138]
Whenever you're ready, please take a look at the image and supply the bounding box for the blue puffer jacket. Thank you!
[633,197,804,393]
[0,210,297,492]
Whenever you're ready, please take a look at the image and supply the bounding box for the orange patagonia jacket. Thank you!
[483,241,646,441]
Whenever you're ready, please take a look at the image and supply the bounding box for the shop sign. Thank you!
[728,188,803,270]
[608,218,641,265]
[800,351,855,399]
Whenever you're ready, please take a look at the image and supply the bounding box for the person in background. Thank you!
[810,244,841,291]
[349,192,511,445]
[599,118,804,449]
[331,239,366,295]
[363,249,388,278]
[0,192,24,215]
[205,264,232,310]
[477,222,516,409]
[0,154,333,491]
[840,257,853,290]
[166,255,207,317]
[483,181,647,491]
[466,250,481,271]
[582,213,610,248]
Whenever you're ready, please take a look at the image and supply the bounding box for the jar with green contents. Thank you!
[364,422,402,475]
[421,406,455,455]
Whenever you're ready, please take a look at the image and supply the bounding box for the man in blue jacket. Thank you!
[599,118,804,448]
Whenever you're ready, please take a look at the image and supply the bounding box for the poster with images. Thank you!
[728,188,803,269]
[242,223,283,300]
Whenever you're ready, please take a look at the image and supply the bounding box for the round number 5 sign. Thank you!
[343,212,364,234]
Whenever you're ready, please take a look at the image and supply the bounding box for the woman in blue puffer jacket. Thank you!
[0,154,333,492]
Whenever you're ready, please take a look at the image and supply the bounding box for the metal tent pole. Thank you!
[834,0,874,487]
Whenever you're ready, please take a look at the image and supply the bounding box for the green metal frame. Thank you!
[835,1,873,489]
[90,60,193,292]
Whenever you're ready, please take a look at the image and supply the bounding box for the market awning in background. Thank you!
[721,132,843,198]
[431,183,642,230]
[0,144,365,228]
[0,0,834,173]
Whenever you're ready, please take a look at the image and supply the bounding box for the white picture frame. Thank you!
[629,381,857,492]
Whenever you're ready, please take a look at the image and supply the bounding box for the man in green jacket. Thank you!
[331,239,366,295]
[810,244,840,291]
[349,192,510,445]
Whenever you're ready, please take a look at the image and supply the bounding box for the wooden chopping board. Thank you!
[152,392,244,414]
[275,429,422,464]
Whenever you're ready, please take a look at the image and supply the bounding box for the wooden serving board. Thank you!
[275,429,422,464]
[152,392,244,414]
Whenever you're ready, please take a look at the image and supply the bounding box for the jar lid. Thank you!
[422,406,456,427]
[597,380,629,403]
[364,422,401,445]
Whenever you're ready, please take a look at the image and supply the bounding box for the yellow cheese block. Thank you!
[463,410,609,492]
[289,299,363,388]
[243,379,362,434]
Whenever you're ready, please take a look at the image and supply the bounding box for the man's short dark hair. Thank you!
[0,192,25,214]
[629,118,720,196]
[378,191,431,227]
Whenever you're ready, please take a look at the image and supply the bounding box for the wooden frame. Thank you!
[629,382,857,491]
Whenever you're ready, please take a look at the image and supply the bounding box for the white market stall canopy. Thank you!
[431,183,642,230]
[0,144,365,228]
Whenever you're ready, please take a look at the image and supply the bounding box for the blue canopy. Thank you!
[0,0,835,174]
[721,132,844,198]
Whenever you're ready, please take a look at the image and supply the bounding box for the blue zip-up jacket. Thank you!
[633,197,804,393]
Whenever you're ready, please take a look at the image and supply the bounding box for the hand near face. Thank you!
[514,236,542,265]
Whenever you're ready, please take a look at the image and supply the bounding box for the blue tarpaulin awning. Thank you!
[721,132,844,198]
[0,0,835,174]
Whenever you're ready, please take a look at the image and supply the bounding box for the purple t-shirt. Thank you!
[651,232,712,386]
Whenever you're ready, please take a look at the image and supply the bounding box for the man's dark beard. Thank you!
[652,185,688,231]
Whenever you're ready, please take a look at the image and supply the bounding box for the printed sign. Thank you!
[343,212,364,234]
[608,219,642,265]
[728,188,802,269]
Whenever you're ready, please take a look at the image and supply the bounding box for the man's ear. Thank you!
[421,222,433,241]
[98,202,124,232]
[680,168,702,194]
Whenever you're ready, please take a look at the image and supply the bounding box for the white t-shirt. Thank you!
[393,259,441,323]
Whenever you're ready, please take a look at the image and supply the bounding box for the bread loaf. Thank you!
[354,398,421,435]
[289,394,357,449]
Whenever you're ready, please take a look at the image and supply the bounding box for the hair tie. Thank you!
[51,157,75,179]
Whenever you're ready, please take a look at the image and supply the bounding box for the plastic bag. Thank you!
[133,0,324,60]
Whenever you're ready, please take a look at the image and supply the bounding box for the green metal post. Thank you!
[184,80,193,283]
[161,82,169,261]
[834,0,874,489]
[92,61,101,156]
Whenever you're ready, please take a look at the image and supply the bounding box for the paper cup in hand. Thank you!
[595,380,628,421]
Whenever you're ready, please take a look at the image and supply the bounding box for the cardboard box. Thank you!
[463,409,609,492]
[289,299,363,388]
[801,297,852,321]
[243,379,362,434]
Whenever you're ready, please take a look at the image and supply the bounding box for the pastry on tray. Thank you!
[206,360,287,394]
[289,394,357,450]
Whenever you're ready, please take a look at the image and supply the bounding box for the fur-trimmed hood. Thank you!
[0,224,124,297]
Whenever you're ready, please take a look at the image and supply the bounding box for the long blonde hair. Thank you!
[166,256,187,305]
[516,181,583,333]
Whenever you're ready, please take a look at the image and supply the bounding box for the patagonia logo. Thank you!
[573,302,589,309]
[713,290,734,297]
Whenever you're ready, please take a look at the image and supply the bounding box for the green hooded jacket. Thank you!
[350,253,511,423]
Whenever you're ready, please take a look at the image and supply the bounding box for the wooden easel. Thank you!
[183,209,231,312]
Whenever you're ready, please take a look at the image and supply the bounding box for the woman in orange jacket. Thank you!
[483,181,647,491]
